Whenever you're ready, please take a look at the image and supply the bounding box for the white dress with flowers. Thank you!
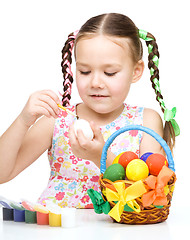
[38,103,144,208]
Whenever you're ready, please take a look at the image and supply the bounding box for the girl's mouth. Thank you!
[90,94,109,99]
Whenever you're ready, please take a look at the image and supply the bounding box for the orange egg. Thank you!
[118,151,138,169]
[146,153,168,176]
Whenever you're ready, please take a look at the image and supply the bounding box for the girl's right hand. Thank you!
[18,90,61,127]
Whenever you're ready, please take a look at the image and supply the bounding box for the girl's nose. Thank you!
[91,73,104,88]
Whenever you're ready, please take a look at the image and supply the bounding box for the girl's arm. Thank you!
[140,108,165,156]
[0,90,60,183]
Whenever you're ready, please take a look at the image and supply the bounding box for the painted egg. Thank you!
[74,119,94,141]
[112,152,124,164]
[118,151,138,169]
[140,152,153,162]
[146,153,168,176]
[103,164,125,182]
[126,159,149,181]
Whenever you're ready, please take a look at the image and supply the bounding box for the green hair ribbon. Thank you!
[164,107,180,136]
[148,44,153,53]
[139,29,180,137]
[138,29,154,41]
[152,55,159,67]
[153,78,161,93]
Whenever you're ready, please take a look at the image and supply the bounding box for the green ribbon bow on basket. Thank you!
[164,107,180,136]
[87,189,111,214]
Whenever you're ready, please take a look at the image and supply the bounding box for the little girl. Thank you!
[0,13,179,208]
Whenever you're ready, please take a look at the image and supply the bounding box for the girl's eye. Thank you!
[80,71,91,75]
[104,72,117,77]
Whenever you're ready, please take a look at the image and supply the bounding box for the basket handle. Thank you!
[100,125,175,174]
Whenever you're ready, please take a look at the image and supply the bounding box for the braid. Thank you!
[61,31,78,107]
[144,33,166,113]
[138,30,176,151]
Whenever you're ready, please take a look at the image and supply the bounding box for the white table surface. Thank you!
[0,203,189,240]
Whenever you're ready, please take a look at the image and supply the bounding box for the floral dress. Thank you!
[38,103,144,208]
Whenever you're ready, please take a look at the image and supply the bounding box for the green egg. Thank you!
[103,163,125,182]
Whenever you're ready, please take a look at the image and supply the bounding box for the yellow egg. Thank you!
[126,159,149,181]
[112,152,124,164]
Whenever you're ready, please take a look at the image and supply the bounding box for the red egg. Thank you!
[146,153,168,176]
[118,151,138,169]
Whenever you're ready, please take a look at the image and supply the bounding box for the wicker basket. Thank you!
[99,125,176,224]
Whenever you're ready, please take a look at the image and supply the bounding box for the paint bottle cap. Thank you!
[10,201,25,210]
[21,200,35,211]
[0,196,14,209]
[34,204,49,214]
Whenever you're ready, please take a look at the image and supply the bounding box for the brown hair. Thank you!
[61,13,175,151]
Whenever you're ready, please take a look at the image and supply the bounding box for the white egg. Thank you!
[74,119,94,141]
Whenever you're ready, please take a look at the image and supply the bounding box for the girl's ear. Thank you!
[132,60,144,83]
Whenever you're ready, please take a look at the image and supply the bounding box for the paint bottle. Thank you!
[61,207,76,228]
[21,201,37,224]
[46,203,61,227]
[34,204,49,225]
[10,202,25,222]
[0,198,14,221]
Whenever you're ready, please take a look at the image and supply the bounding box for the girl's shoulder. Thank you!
[143,108,163,124]
[140,108,164,155]
[143,108,164,136]
[124,105,162,125]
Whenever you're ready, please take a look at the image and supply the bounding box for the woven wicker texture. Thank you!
[99,173,176,224]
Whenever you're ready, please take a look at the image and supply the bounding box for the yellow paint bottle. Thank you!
[49,212,61,227]
[46,203,62,227]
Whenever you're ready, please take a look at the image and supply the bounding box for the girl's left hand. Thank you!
[69,121,105,167]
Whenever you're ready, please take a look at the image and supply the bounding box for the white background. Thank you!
[0,0,189,226]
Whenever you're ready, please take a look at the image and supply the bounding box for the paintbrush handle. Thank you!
[57,104,78,118]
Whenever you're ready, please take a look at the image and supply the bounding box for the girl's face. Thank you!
[75,35,143,116]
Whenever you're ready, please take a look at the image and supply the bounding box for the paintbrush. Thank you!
[57,104,79,119]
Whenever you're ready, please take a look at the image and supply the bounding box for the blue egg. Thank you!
[140,152,153,162]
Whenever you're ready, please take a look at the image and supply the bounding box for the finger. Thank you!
[76,129,90,149]
[42,90,61,104]
[69,124,76,140]
[35,106,51,118]
[69,124,79,146]
[90,121,103,141]
[35,101,57,118]
[38,94,59,116]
